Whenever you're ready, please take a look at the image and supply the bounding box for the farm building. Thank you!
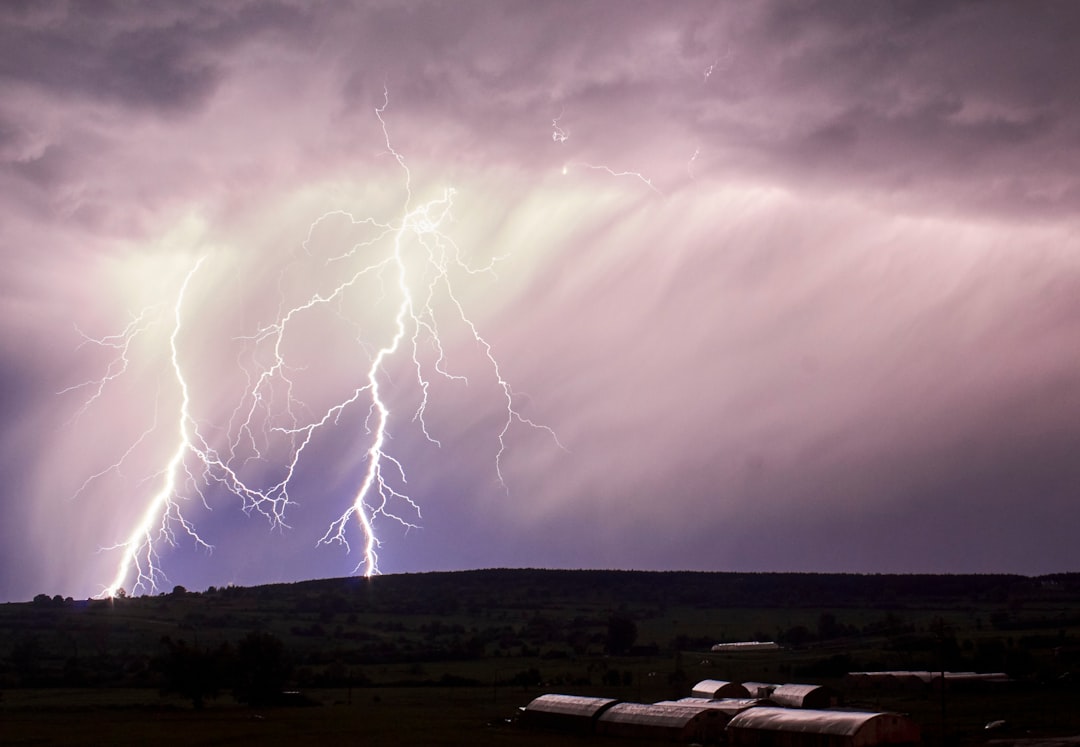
[519,694,618,734]
[691,678,752,699]
[726,707,921,746]
[932,671,1011,690]
[596,702,728,743]
[711,640,781,652]
[770,683,838,709]
[845,670,1010,692]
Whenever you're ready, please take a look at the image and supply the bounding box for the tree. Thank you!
[232,631,291,706]
[155,636,228,710]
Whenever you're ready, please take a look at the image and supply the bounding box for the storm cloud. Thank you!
[2,1,1079,601]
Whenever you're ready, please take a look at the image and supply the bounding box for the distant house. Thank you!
[691,678,752,699]
[726,707,921,746]
[769,683,838,709]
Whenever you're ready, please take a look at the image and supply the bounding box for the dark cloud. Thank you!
[672,2,1080,216]
[5,2,322,105]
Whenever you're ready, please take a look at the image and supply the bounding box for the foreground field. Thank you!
[6,680,1080,747]
[3,570,1080,744]
[3,687,572,747]
[5,685,712,747]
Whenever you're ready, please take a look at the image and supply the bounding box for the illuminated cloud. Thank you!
[2,1,1080,600]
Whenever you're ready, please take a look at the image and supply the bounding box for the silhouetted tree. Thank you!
[155,636,228,710]
[232,631,291,706]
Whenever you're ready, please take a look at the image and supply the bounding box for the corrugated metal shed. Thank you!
[597,702,727,743]
[726,707,921,746]
[520,694,619,734]
[691,678,752,699]
[770,682,837,709]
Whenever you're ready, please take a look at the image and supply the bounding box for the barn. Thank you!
[770,683,838,709]
[596,702,728,743]
[691,678,752,699]
[726,707,921,746]
[519,694,619,734]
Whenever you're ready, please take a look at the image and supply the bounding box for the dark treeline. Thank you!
[255,568,1075,612]
[16,569,1080,612]
[4,569,1080,700]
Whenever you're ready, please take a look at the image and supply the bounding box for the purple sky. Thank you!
[3,1,1080,601]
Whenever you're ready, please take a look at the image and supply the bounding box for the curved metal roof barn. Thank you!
[770,683,838,709]
[691,678,752,699]
[520,694,619,734]
[726,707,921,747]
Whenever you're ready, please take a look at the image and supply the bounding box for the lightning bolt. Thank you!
[687,146,700,179]
[71,88,562,596]
[101,257,212,598]
[58,310,160,421]
[565,161,661,194]
[550,108,660,193]
[552,115,569,143]
[703,50,734,82]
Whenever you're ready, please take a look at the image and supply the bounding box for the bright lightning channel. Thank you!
[552,115,569,143]
[101,257,211,598]
[566,162,661,194]
[75,89,562,597]
[259,90,564,576]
